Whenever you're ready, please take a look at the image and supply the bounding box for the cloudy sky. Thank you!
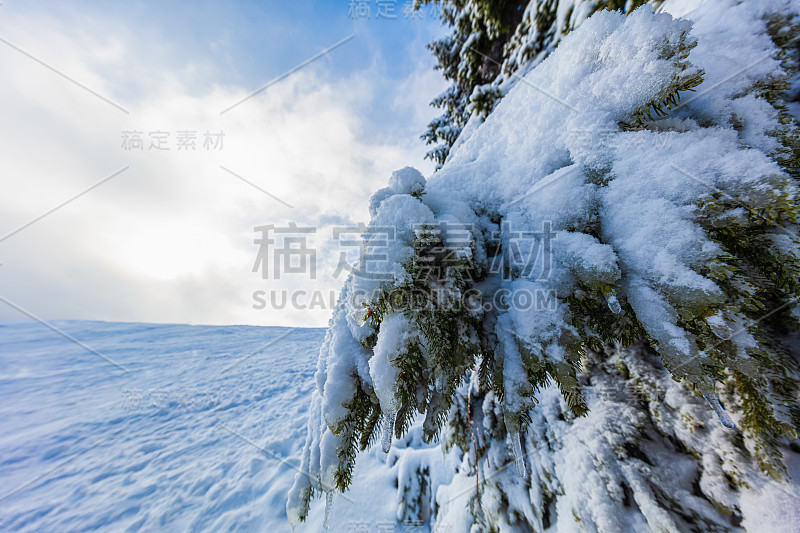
[0,0,448,327]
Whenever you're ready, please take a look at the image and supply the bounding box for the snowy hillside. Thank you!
[0,321,423,532]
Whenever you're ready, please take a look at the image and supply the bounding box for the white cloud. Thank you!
[0,9,447,327]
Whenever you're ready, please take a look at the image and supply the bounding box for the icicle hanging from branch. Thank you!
[510,431,527,478]
[381,410,396,453]
[323,491,334,529]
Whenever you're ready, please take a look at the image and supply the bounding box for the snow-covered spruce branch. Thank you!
[288,4,800,531]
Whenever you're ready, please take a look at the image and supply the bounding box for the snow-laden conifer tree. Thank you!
[420,0,655,168]
[289,1,800,531]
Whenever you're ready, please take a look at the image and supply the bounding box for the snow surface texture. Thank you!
[0,321,422,532]
[290,0,800,531]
